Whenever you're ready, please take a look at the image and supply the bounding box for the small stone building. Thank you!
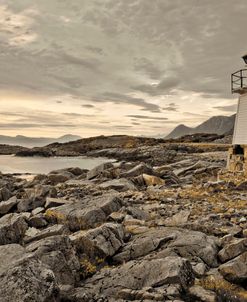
[228,55,247,174]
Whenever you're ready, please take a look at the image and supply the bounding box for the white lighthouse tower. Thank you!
[228,54,247,173]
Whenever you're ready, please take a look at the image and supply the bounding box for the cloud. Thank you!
[0,0,246,137]
[133,76,181,96]
[213,104,237,112]
[134,57,164,80]
[127,115,168,121]
[99,92,162,112]
[81,104,95,108]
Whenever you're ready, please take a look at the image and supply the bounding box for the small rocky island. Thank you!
[0,135,246,302]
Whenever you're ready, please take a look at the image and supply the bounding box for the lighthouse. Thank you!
[228,54,247,173]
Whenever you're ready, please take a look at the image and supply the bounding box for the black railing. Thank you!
[231,69,247,93]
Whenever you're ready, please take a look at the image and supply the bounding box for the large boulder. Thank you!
[219,251,247,284]
[26,235,80,287]
[0,213,28,245]
[218,238,247,263]
[0,196,18,215]
[18,185,57,212]
[70,256,194,300]
[70,223,124,259]
[0,244,59,302]
[113,228,174,263]
[0,187,11,202]
[113,228,219,268]
[167,229,219,268]
[45,193,123,231]
[87,162,114,180]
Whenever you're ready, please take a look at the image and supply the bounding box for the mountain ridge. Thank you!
[165,114,236,139]
[0,134,82,147]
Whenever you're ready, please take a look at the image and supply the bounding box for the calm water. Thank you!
[0,155,114,174]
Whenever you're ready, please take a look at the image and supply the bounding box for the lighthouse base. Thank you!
[228,145,247,174]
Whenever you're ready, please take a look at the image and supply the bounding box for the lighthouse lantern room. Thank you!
[228,55,247,173]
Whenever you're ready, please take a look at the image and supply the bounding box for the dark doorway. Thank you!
[233,145,244,155]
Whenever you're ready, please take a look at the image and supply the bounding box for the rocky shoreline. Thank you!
[0,143,247,301]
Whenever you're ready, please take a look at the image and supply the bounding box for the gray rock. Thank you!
[113,229,174,263]
[113,228,219,268]
[45,197,72,209]
[18,185,57,212]
[48,173,72,185]
[174,161,206,177]
[0,244,26,270]
[24,224,69,244]
[192,262,207,277]
[87,162,114,180]
[70,223,124,259]
[31,207,45,215]
[0,244,59,302]
[17,198,44,213]
[0,187,11,202]
[120,163,154,178]
[0,213,28,245]
[27,235,80,287]
[188,285,217,302]
[45,193,123,231]
[50,167,86,176]
[164,210,191,226]
[99,178,137,192]
[126,207,150,221]
[218,238,247,263]
[219,251,247,284]
[0,196,18,214]
[25,185,57,200]
[117,284,181,301]
[167,229,219,268]
[71,256,194,300]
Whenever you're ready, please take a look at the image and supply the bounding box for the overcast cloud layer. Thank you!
[0,0,245,137]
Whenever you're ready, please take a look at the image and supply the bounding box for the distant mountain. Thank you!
[0,134,82,147]
[165,114,236,139]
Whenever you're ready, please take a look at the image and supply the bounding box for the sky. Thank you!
[0,0,246,138]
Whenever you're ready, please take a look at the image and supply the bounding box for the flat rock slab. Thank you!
[0,213,28,245]
[99,178,137,192]
[113,227,219,268]
[24,224,69,244]
[120,163,154,178]
[45,193,123,231]
[72,256,194,300]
